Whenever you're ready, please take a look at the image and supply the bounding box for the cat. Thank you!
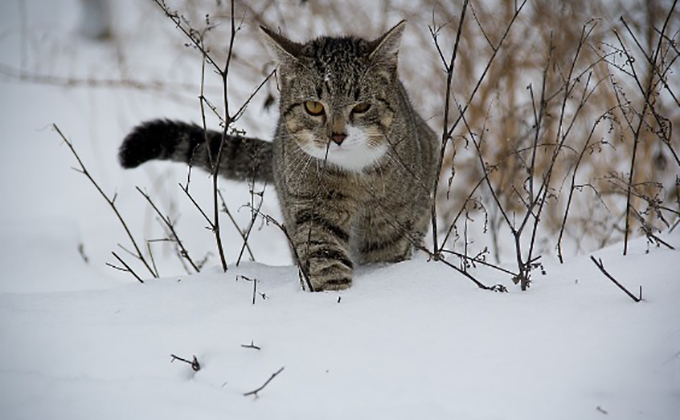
[119,21,439,291]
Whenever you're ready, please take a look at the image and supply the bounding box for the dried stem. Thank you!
[217,189,256,264]
[416,243,506,292]
[238,275,258,305]
[109,252,144,284]
[53,124,157,279]
[246,205,313,291]
[243,367,285,397]
[590,256,642,302]
[241,341,261,351]
[170,354,201,371]
[557,108,618,262]
[136,187,201,273]
[152,0,249,272]
[622,0,677,255]
[429,0,470,254]
[428,0,527,289]
[440,249,517,276]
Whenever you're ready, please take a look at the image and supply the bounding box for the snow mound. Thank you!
[0,230,678,420]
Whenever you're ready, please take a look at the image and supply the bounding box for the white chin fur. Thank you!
[302,125,387,172]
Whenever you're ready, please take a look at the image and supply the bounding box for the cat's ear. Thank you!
[260,26,302,67]
[367,20,406,68]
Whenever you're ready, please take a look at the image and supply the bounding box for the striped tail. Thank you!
[119,119,273,183]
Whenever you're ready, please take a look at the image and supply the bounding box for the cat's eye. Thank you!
[304,101,325,116]
[352,103,371,114]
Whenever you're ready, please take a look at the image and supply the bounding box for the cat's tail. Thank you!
[119,119,273,183]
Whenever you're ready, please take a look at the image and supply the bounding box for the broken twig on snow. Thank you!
[170,354,201,372]
[241,341,261,351]
[243,367,285,397]
[590,256,642,302]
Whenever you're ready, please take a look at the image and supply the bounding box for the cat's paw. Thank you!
[311,276,352,292]
[300,244,354,291]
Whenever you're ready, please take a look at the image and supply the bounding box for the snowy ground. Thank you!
[1,1,678,419]
[1,233,679,420]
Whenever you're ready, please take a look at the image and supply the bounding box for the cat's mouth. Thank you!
[300,130,388,172]
[327,142,353,152]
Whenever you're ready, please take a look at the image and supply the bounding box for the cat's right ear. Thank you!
[260,26,302,67]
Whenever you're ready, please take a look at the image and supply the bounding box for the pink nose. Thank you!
[331,133,347,145]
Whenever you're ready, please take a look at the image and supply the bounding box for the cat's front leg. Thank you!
[355,201,430,265]
[288,203,355,291]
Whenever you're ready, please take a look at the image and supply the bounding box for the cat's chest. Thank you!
[289,164,397,202]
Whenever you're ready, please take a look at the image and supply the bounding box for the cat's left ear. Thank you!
[260,26,302,67]
[367,20,406,69]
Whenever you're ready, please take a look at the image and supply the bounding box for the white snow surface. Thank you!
[1,227,679,420]
[0,1,678,419]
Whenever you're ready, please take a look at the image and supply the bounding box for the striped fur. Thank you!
[119,21,439,291]
[119,119,273,183]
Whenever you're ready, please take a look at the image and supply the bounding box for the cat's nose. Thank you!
[331,132,347,145]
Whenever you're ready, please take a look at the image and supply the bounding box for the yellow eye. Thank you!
[352,103,371,114]
[304,101,325,116]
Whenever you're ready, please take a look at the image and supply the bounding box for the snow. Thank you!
[0,1,678,419]
[0,235,678,419]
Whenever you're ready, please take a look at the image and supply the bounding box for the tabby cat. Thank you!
[119,21,439,291]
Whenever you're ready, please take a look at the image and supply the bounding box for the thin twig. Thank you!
[238,275,258,305]
[151,0,222,73]
[179,183,213,227]
[430,0,470,254]
[230,188,262,266]
[136,187,200,273]
[245,205,312,291]
[111,252,144,284]
[216,190,256,264]
[170,354,201,372]
[590,256,642,302]
[241,341,261,351]
[154,0,232,272]
[0,63,200,98]
[243,367,285,397]
[646,232,675,250]
[440,249,517,276]
[208,0,240,273]
[621,0,677,255]
[557,108,619,263]
[444,0,528,142]
[416,244,506,292]
[232,69,276,122]
[54,124,157,279]
[522,21,600,276]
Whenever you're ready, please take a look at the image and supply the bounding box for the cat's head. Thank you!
[261,21,406,172]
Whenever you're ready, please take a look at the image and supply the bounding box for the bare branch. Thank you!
[170,354,201,372]
[54,124,157,279]
[243,367,285,398]
[241,341,261,351]
[136,187,200,273]
[590,256,642,302]
[110,252,144,284]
